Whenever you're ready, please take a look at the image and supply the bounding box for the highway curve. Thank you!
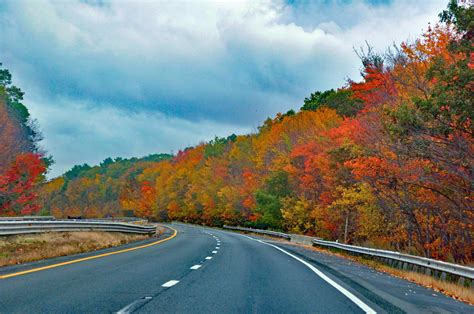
[0,224,472,313]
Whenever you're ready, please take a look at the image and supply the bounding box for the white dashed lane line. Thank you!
[162,280,180,288]
[117,296,153,313]
[121,229,222,314]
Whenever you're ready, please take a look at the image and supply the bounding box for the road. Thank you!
[0,223,472,313]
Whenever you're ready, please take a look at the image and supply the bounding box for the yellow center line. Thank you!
[0,226,178,280]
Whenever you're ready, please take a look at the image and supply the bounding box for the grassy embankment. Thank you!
[0,231,154,267]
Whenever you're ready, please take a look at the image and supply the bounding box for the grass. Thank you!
[387,267,474,305]
[0,231,152,267]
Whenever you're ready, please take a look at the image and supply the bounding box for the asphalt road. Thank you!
[0,224,472,313]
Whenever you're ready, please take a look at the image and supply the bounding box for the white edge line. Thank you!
[239,234,376,314]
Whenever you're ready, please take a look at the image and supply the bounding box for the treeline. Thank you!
[39,2,473,262]
[38,154,172,217]
[0,64,49,216]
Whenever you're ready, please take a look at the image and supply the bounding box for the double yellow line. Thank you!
[0,226,178,280]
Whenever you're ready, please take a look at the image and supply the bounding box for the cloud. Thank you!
[0,0,447,176]
[27,96,250,177]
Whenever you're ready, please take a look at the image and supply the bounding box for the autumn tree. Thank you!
[301,89,363,117]
[0,64,49,215]
[0,153,46,216]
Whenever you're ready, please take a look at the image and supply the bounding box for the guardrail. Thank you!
[223,225,291,240]
[0,220,156,236]
[222,225,473,285]
[312,239,474,284]
[0,216,147,223]
[0,216,56,221]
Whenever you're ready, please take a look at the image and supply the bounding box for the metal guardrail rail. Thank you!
[223,225,291,240]
[0,216,56,221]
[0,220,156,236]
[222,225,474,283]
[0,216,147,223]
[312,239,474,281]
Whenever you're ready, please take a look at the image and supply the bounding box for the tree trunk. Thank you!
[344,210,349,244]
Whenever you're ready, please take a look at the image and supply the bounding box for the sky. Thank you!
[0,0,447,177]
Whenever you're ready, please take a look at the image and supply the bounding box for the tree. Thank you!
[0,63,45,159]
[0,64,48,216]
[252,171,292,229]
[281,196,315,234]
[301,89,363,117]
[328,184,384,244]
[0,153,46,216]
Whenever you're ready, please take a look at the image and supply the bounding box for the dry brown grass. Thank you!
[387,267,474,305]
[0,232,151,267]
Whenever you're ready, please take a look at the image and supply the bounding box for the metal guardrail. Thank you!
[222,225,474,283]
[0,220,156,236]
[312,239,474,281]
[223,225,291,240]
[0,217,149,228]
[0,216,56,221]
[87,217,148,223]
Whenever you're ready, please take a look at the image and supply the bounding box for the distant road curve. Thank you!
[0,224,472,313]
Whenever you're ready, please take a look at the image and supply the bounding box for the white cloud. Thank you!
[0,0,448,176]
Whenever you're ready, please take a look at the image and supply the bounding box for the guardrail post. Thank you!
[425,267,432,276]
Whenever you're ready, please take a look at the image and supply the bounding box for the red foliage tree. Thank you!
[0,153,46,216]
